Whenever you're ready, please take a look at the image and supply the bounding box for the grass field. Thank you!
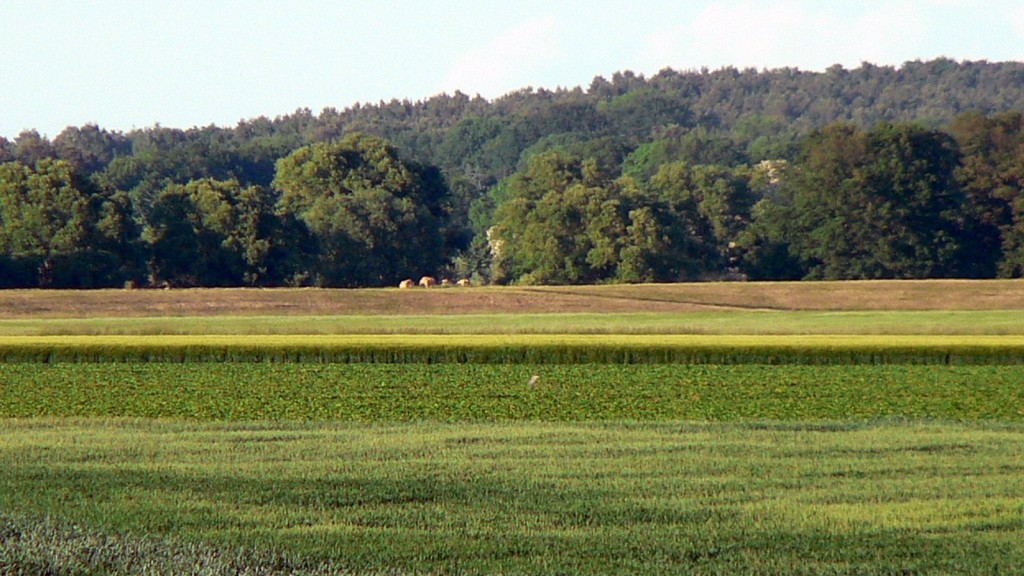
[4,309,1024,336]
[2,281,1024,574]
[2,420,1022,575]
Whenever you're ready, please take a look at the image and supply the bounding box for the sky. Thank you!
[1,0,1023,139]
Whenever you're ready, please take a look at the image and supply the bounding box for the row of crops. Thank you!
[5,333,1024,421]
[3,362,1023,421]
[3,334,1024,364]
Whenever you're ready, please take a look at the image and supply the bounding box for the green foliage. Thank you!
[621,139,672,182]
[53,124,132,176]
[732,114,801,162]
[490,152,635,284]
[144,179,306,286]
[273,133,448,286]
[436,115,508,187]
[950,111,1024,278]
[641,162,752,279]
[516,133,629,180]
[11,130,55,166]
[490,151,734,284]
[0,137,13,164]
[7,61,1024,286]
[762,123,971,279]
[0,160,91,266]
[598,87,693,143]
[622,127,747,183]
[0,159,135,287]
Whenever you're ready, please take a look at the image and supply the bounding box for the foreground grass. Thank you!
[3,309,1024,336]
[1,420,1022,575]
[2,363,1024,421]
[0,511,340,576]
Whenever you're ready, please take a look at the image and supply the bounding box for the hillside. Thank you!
[3,59,1024,289]
[7,59,1023,188]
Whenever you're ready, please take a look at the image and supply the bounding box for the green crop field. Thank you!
[2,363,1024,421]
[2,420,1023,575]
[2,282,1024,574]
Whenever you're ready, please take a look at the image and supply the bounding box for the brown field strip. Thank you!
[1,279,1023,319]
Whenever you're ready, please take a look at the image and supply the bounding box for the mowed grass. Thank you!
[3,309,1024,336]
[1,420,1023,575]
[2,363,1023,421]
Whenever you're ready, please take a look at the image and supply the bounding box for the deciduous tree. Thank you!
[273,133,448,286]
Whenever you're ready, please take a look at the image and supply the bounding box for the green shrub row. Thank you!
[1,341,1023,364]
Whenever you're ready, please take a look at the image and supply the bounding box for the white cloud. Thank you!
[441,16,561,97]
[847,4,926,65]
[641,1,937,73]
[642,1,832,71]
[1011,7,1024,36]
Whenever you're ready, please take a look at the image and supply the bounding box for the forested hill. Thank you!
[3,58,1024,288]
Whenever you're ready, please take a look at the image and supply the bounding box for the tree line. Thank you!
[2,59,1024,287]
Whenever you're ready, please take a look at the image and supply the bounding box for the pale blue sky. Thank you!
[2,0,1022,139]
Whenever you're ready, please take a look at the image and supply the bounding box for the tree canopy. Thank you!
[273,133,449,286]
[749,123,970,280]
[4,59,1024,287]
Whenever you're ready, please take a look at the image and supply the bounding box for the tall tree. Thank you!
[53,124,132,176]
[0,137,13,164]
[12,130,56,166]
[950,111,1024,277]
[490,152,630,284]
[778,122,970,279]
[144,179,306,286]
[273,133,448,286]
[638,162,747,280]
[0,159,131,287]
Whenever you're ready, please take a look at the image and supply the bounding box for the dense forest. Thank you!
[3,58,1024,288]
